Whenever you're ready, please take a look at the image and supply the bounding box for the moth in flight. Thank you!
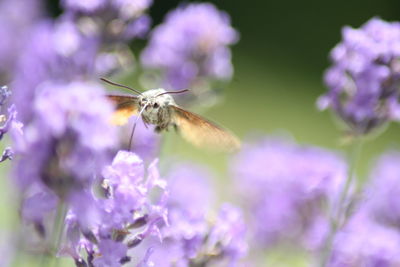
[101,78,240,152]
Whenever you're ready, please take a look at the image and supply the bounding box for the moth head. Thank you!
[139,88,175,110]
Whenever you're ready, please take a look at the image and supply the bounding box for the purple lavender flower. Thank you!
[147,205,247,267]
[326,151,400,266]
[61,0,152,76]
[63,0,152,41]
[62,0,106,12]
[143,163,247,266]
[92,240,128,267]
[363,152,400,228]
[62,151,168,266]
[11,20,98,123]
[12,81,117,240]
[0,0,43,80]
[327,210,400,267]
[0,86,23,163]
[232,138,347,249]
[62,0,152,20]
[141,3,238,93]
[166,163,215,215]
[318,17,400,134]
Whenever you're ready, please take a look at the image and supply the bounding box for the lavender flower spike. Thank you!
[141,3,238,92]
[327,210,400,266]
[318,17,400,134]
[63,151,168,267]
[363,152,400,228]
[144,163,247,267]
[232,137,347,250]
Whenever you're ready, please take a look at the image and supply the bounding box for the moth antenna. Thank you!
[156,89,189,97]
[100,77,142,95]
[128,104,148,150]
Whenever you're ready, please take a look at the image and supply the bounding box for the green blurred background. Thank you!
[2,0,400,266]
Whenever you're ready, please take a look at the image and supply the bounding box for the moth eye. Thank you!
[153,103,159,108]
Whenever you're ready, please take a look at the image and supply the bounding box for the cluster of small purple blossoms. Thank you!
[318,17,400,134]
[141,3,239,101]
[142,163,248,266]
[326,152,400,266]
[62,151,167,266]
[232,138,347,251]
[61,0,153,76]
[0,85,23,163]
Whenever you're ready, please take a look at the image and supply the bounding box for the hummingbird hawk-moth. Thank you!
[101,78,240,152]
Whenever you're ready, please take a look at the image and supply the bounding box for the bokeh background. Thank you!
[1,0,400,266]
[152,0,400,181]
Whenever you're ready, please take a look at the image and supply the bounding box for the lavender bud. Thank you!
[0,86,11,106]
[127,234,144,248]
[0,147,13,162]
[75,258,88,267]
[128,215,149,229]
[83,230,98,245]
[120,256,131,265]
[113,229,130,242]
[141,3,238,101]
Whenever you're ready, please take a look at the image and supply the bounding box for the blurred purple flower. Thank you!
[232,138,347,249]
[62,0,106,12]
[12,81,117,228]
[141,3,238,92]
[63,0,152,20]
[363,152,400,228]
[326,151,400,266]
[61,0,153,76]
[22,191,58,225]
[318,17,400,134]
[327,210,400,267]
[92,240,128,267]
[0,0,43,80]
[144,163,247,266]
[166,163,215,215]
[11,20,98,123]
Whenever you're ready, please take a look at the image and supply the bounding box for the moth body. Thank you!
[138,88,175,131]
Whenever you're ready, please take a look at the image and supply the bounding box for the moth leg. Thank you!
[155,123,170,133]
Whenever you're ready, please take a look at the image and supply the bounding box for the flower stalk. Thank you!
[320,137,364,267]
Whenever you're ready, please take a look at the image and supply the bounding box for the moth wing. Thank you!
[107,94,139,126]
[171,105,241,152]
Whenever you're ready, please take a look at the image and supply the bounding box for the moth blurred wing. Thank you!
[171,106,241,152]
[107,95,139,125]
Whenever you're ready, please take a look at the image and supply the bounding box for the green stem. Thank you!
[43,201,68,267]
[319,138,363,267]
